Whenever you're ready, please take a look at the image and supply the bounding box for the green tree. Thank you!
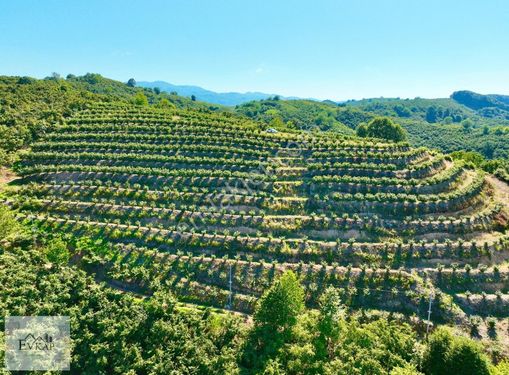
[481,159,506,173]
[462,119,474,133]
[426,106,437,123]
[254,270,304,335]
[0,205,24,239]
[18,76,35,84]
[133,91,149,106]
[450,150,485,167]
[242,271,305,370]
[315,287,344,359]
[422,327,490,375]
[362,117,407,142]
[127,78,136,87]
[442,116,453,124]
[44,236,70,264]
[157,98,175,109]
[269,116,286,130]
[444,336,490,375]
[482,142,495,159]
[356,123,368,137]
[422,327,452,375]
[394,105,411,118]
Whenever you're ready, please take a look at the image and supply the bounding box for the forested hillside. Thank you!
[347,94,509,160]
[0,74,221,165]
[236,94,509,160]
[235,98,365,134]
[452,90,509,115]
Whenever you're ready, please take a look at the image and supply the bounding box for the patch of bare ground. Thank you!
[0,168,17,186]
[487,175,509,212]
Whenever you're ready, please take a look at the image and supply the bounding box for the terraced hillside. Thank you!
[8,103,509,327]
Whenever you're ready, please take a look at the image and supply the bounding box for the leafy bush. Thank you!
[422,327,491,375]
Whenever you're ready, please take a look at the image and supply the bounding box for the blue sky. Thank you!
[0,0,508,100]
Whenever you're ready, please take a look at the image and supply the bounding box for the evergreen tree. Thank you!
[426,106,438,123]
[356,123,368,137]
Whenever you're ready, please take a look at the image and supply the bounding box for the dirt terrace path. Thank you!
[487,175,509,211]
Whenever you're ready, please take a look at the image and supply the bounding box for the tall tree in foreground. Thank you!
[253,270,304,336]
[241,271,304,371]
[315,287,344,359]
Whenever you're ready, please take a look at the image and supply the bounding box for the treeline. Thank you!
[234,98,364,134]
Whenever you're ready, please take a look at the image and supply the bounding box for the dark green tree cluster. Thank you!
[356,117,407,142]
[404,120,509,159]
[235,98,355,134]
[240,270,420,374]
[422,327,491,375]
[450,150,509,180]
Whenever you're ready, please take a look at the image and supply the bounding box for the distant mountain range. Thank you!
[137,81,301,106]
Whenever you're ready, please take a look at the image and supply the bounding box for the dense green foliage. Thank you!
[451,91,509,116]
[344,94,509,158]
[422,327,491,375]
[404,120,509,159]
[0,221,242,374]
[235,98,358,134]
[7,103,509,339]
[357,117,407,142]
[2,174,509,372]
[346,94,509,126]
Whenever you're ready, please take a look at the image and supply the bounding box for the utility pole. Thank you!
[227,263,233,310]
[426,289,434,338]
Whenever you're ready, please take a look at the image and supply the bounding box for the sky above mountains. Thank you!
[0,0,508,101]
